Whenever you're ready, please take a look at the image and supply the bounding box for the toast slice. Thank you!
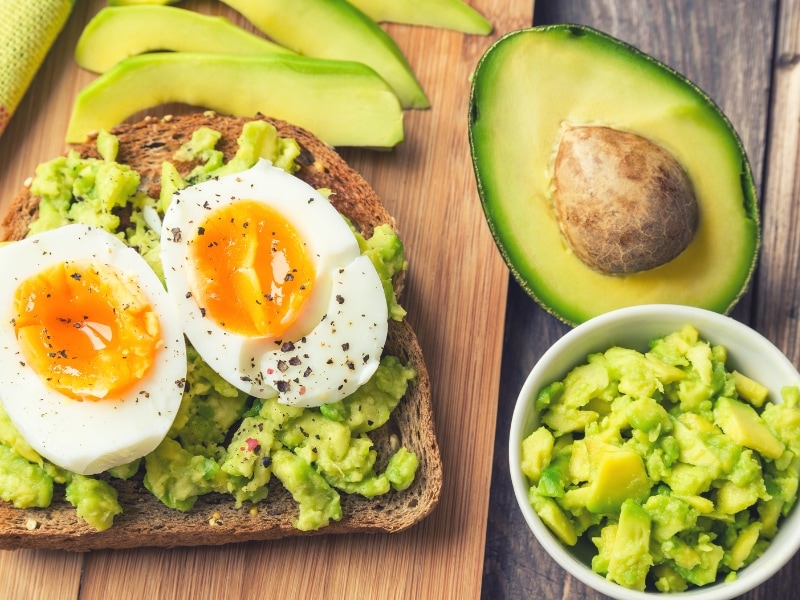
[0,112,441,551]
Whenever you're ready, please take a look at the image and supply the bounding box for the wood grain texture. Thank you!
[0,549,82,600]
[482,0,800,599]
[757,0,800,361]
[0,0,531,598]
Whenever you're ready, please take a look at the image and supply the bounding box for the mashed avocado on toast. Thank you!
[521,324,800,592]
[0,120,418,533]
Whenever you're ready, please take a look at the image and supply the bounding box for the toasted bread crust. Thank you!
[0,113,440,551]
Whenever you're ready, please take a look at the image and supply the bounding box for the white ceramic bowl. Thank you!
[509,304,800,600]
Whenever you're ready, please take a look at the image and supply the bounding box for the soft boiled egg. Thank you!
[159,159,388,408]
[0,224,187,475]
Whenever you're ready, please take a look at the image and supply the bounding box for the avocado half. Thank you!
[468,25,760,326]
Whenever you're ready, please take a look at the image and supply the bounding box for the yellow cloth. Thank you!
[0,0,74,136]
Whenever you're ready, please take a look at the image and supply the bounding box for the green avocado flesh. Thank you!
[66,53,404,149]
[469,25,760,326]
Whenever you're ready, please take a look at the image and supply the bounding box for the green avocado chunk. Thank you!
[64,474,123,532]
[386,447,419,491]
[714,396,785,459]
[66,52,404,149]
[469,25,760,326]
[584,439,651,514]
[143,437,223,511]
[594,499,653,591]
[75,6,293,74]
[0,444,52,509]
[271,448,342,531]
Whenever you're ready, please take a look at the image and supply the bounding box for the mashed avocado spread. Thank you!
[521,324,800,592]
[0,118,418,532]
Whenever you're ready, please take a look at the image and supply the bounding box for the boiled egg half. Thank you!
[0,224,187,475]
[159,159,388,407]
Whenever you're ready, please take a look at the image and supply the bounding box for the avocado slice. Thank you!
[221,0,429,109]
[75,6,293,74]
[65,52,404,149]
[348,0,492,35]
[469,25,760,326]
[108,0,177,4]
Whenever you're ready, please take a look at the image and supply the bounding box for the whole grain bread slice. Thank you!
[0,112,441,551]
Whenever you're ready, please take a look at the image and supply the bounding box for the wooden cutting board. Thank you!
[0,1,534,598]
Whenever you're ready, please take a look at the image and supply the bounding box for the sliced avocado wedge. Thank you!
[75,6,293,73]
[469,25,760,326]
[108,0,178,5]
[221,0,429,109]
[348,0,492,35]
[65,53,404,149]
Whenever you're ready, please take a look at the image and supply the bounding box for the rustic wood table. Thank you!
[0,1,798,599]
[483,1,800,599]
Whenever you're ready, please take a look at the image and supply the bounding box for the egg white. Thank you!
[0,224,187,475]
[159,159,388,407]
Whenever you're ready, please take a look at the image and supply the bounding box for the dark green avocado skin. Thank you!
[468,24,759,326]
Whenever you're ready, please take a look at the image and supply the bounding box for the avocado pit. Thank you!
[553,125,699,275]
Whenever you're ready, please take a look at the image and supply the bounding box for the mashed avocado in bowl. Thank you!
[510,304,800,599]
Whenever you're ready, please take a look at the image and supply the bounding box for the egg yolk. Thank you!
[187,200,315,338]
[12,261,162,401]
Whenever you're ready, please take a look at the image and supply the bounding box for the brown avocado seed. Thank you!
[553,125,699,275]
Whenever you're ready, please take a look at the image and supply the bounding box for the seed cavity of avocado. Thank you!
[552,124,699,275]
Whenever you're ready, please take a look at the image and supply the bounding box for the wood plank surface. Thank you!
[758,0,800,360]
[483,0,800,598]
[0,0,532,598]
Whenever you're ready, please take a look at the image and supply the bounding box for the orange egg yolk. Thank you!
[12,261,162,401]
[187,200,315,339]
